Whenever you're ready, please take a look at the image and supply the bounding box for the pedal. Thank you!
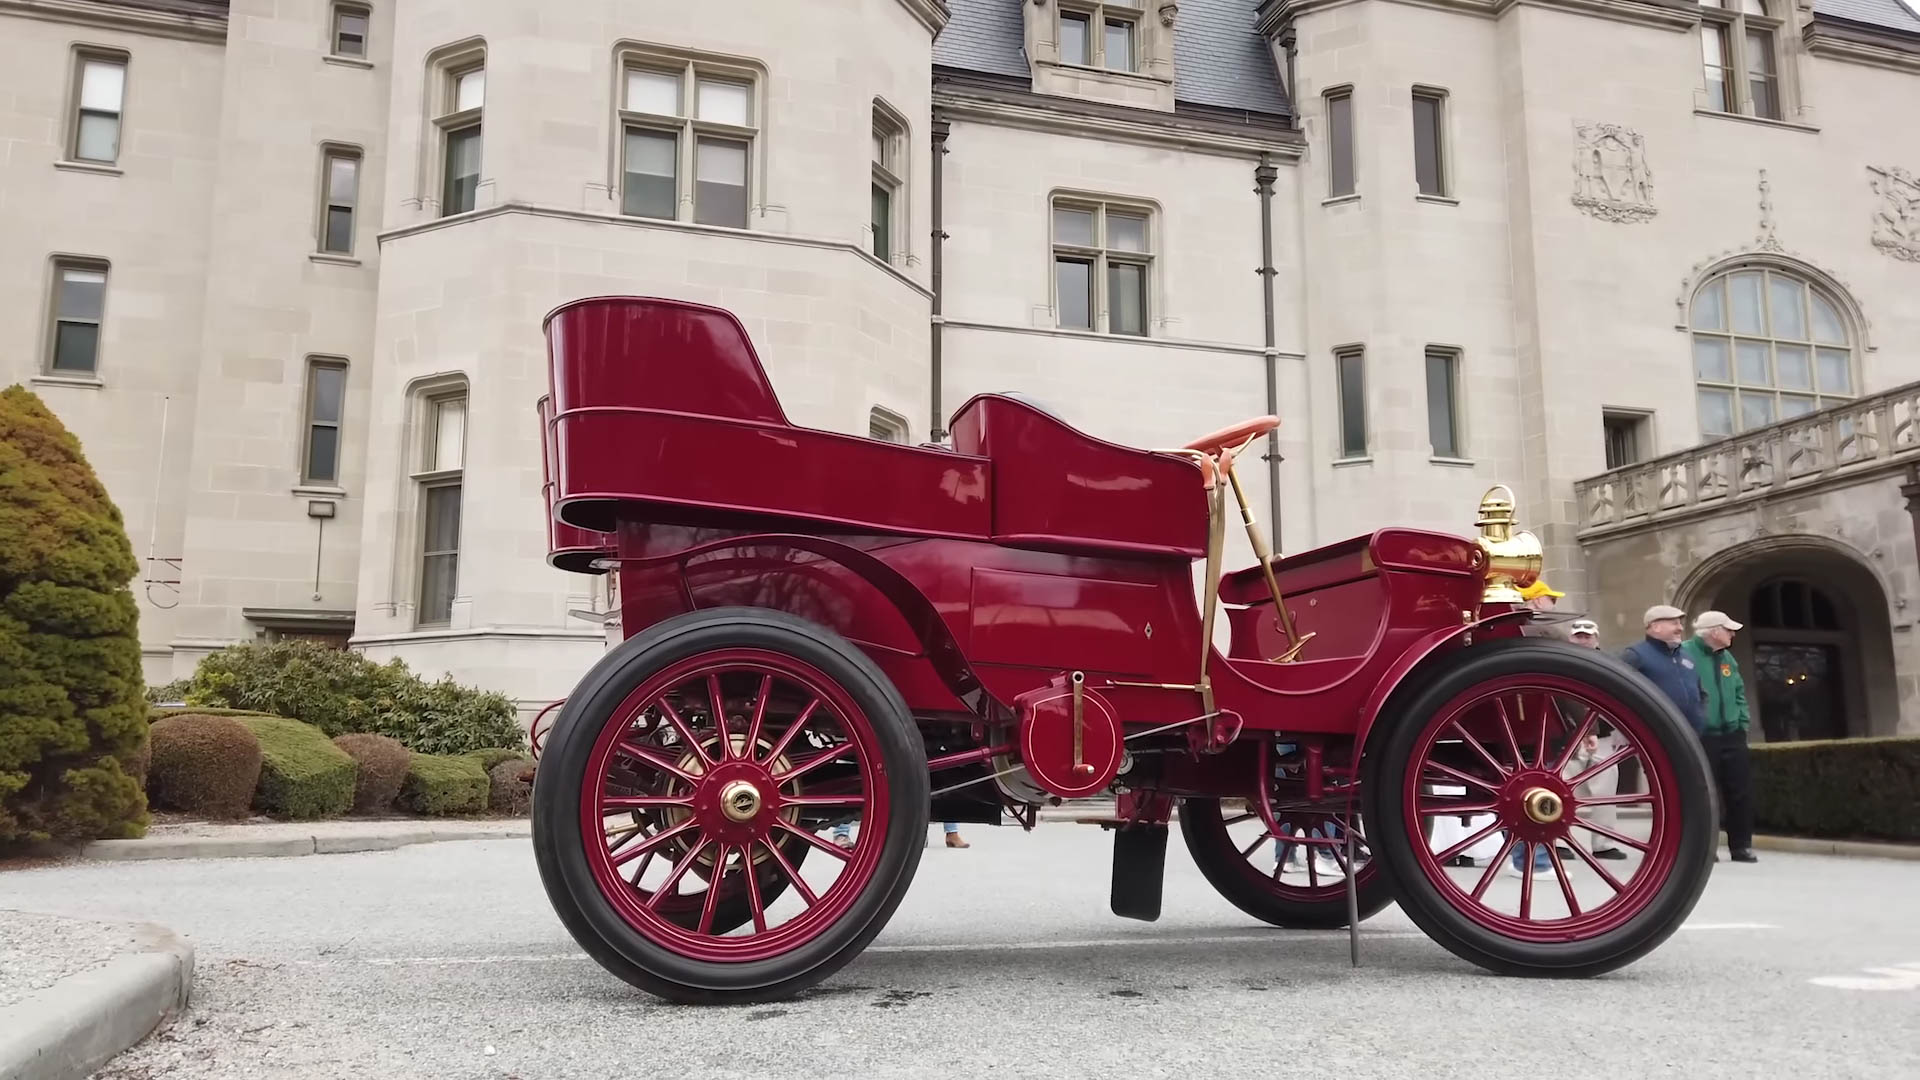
[1109,823,1168,922]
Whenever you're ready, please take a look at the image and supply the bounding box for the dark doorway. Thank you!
[1752,642,1845,742]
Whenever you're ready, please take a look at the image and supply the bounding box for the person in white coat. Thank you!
[1561,619,1626,861]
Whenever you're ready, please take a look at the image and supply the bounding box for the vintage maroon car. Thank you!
[531,296,1716,1004]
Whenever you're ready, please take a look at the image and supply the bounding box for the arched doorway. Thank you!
[1676,536,1897,742]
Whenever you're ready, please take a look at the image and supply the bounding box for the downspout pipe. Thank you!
[1255,153,1283,551]
[929,119,951,443]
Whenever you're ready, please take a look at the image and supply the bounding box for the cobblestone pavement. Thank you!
[2,824,1916,1080]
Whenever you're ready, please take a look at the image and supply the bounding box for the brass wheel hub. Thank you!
[719,779,763,823]
[1522,787,1564,825]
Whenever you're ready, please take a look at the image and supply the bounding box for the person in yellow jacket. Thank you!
[1681,611,1756,863]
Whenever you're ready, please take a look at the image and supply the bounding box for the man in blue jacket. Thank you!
[1619,604,1707,735]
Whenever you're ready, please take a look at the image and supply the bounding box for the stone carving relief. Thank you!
[1571,120,1656,223]
[1869,166,1920,263]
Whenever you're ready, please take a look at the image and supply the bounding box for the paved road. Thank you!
[3,825,1916,1080]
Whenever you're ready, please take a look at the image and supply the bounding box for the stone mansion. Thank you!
[3,0,1919,737]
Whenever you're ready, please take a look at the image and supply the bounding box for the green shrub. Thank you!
[239,716,356,820]
[0,385,148,843]
[398,753,488,816]
[148,715,263,819]
[333,733,410,814]
[125,728,151,790]
[148,706,276,722]
[145,679,193,706]
[179,640,522,754]
[487,758,535,816]
[464,747,529,773]
[1751,736,1920,843]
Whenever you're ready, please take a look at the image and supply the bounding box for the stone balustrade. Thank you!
[1575,382,1920,535]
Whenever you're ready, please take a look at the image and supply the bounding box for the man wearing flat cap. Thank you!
[1619,604,1706,736]
[1683,611,1757,863]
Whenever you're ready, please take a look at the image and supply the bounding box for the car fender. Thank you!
[1353,609,1534,758]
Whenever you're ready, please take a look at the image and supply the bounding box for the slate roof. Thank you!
[1812,0,1920,36]
[934,0,1292,118]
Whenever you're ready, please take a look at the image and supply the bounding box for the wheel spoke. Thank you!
[760,699,823,766]
[610,816,698,868]
[1567,745,1637,789]
[1470,838,1514,902]
[1570,814,1651,853]
[1450,720,1511,779]
[1240,831,1274,859]
[773,817,855,861]
[1553,708,1600,775]
[627,848,656,888]
[742,842,770,933]
[658,699,714,768]
[615,741,698,785]
[1222,812,1256,826]
[762,834,819,907]
[1518,843,1536,920]
[1578,792,1656,807]
[696,844,729,934]
[1417,794,1500,816]
[776,741,858,784]
[1434,817,1507,864]
[1546,844,1582,917]
[1305,843,1322,888]
[781,794,867,808]
[645,836,710,906]
[709,675,733,758]
[601,794,694,811]
[741,674,773,756]
[1563,834,1627,894]
[1422,759,1501,794]
[1495,697,1525,772]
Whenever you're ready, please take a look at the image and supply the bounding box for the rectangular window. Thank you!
[331,4,369,58]
[71,54,126,165]
[871,105,906,262]
[303,359,348,485]
[1060,11,1091,65]
[1412,89,1447,197]
[436,62,484,216]
[318,148,360,254]
[1051,198,1152,336]
[1425,347,1461,458]
[1325,88,1354,198]
[869,408,908,443]
[618,54,759,230]
[1335,347,1367,459]
[1700,2,1784,119]
[1103,18,1135,72]
[1603,411,1650,469]
[47,262,107,375]
[1059,5,1135,69]
[415,391,466,627]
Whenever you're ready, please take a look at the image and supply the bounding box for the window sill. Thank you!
[30,374,104,390]
[53,160,123,177]
[1321,194,1361,207]
[1045,60,1171,87]
[323,54,375,70]
[1415,194,1460,206]
[292,485,348,498]
[1332,455,1372,468]
[309,252,363,267]
[1692,108,1819,135]
[1429,455,1475,468]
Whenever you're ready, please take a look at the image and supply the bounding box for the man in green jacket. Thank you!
[1682,611,1757,863]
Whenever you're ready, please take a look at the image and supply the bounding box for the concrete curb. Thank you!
[1749,834,1920,861]
[0,921,193,1080]
[79,822,531,862]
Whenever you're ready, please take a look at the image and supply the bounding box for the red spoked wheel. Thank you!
[533,607,929,1003]
[1180,739,1395,929]
[1363,639,1715,976]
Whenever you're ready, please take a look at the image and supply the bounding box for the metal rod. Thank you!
[1254,155,1283,553]
[925,711,1221,799]
[1224,460,1307,660]
[929,119,951,442]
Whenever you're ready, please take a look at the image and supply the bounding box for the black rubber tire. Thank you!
[1179,798,1395,929]
[1361,637,1717,977]
[532,606,930,1004]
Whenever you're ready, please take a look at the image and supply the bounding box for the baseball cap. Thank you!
[1643,604,1685,625]
[1520,580,1565,600]
[1694,610,1744,632]
[1569,619,1599,637]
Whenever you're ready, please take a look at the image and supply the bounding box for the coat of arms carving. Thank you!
[1869,166,1920,262]
[1571,121,1656,223]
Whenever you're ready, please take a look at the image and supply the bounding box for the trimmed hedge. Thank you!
[333,734,411,814]
[239,716,356,820]
[148,715,263,819]
[149,706,277,722]
[464,747,529,773]
[1751,736,1920,843]
[487,759,535,816]
[398,753,488,816]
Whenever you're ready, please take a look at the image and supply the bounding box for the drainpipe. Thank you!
[929,119,951,443]
[1255,153,1283,550]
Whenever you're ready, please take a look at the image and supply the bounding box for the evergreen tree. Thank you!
[0,385,148,842]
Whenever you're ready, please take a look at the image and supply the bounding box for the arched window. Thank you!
[1690,266,1855,438]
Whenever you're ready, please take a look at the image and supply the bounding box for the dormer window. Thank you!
[1060,3,1140,72]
